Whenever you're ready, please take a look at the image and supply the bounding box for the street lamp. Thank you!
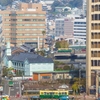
[79,69,81,87]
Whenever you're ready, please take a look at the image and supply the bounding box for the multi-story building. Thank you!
[86,0,100,94]
[74,18,86,40]
[55,18,64,36]
[3,42,54,76]
[64,17,74,37]
[0,3,46,49]
[55,16,87,40]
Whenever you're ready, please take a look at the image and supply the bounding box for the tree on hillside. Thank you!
[69,0,83,8]
[0,0,8,6]
[51,0,64,11]
[55,40,69,48]
[0,0,13,6]
[21,0,34,3]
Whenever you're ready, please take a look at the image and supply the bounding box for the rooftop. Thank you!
[8,52,53,63]
[33,70,80,74]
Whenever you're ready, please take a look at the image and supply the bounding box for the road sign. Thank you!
[0,86,3,92]
[9,80,14,87]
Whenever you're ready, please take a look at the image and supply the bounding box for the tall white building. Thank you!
[74,18,86,40]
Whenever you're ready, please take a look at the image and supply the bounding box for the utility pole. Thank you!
[96,71,99,99]
[78,63,81,87]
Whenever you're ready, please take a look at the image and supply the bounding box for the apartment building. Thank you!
[55,16,86,39]
[64,17,74,37]
[55,18,64,36]
[0,3,46,49]
[86,0,100,94]
[74,18,86,40]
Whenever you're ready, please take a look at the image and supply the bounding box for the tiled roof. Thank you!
[10,52,53,63]
[28,56,53,63]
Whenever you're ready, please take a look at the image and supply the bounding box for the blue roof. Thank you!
[10,52,53,63]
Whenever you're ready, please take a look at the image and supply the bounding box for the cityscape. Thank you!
[0,0,99,100]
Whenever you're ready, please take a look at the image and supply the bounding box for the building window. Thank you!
[91,60,100,66]
[22,64,23,67]
[23,19,31,21]
[42,76,50,79]
[92,0,94,2]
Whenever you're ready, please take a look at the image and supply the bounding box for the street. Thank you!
[3,80,97,100]
[3,80,21,97]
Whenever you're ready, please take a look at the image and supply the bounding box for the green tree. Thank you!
[72,83,78,94]
[37,50,45,56]
[69,0,83,8]
[0,0,8,6]
[55,40,69,48]
[2,67,14,78]
[2,67,8,77]
[0,0,13,6]
[63,65,71,70]
[42,31,46,49]
[71,77,86,94]
[51,0,64,11]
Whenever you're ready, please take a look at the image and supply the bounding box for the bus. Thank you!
[40,90,69,99]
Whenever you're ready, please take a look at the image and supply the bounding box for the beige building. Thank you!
[86,0,100,94]
[64,17,74,37]
[0,3,46,49]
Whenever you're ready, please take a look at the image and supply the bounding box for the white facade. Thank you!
[25,60,54,76]
[40,0,54,6]
[5,59,54,76]
[71,8,83,15]
[55,18,64,36]
[74,18,86,40]
[3,55,12,68]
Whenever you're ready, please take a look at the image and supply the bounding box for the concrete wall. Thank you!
[29,63,54,76]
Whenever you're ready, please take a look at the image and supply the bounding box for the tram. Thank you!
[39,90,69,99]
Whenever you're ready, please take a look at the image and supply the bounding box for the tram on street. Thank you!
[39,90,69,99]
